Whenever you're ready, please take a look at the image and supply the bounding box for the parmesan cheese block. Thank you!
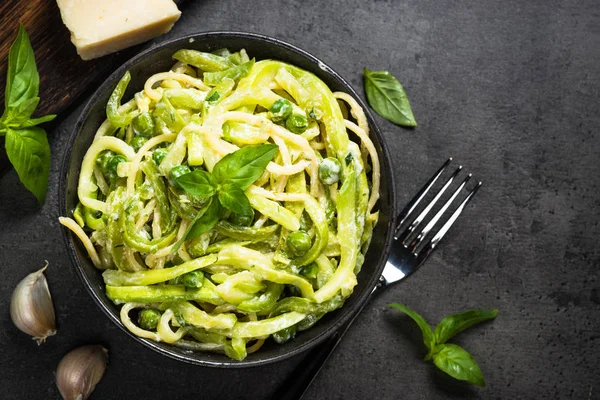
[57,0,181,60]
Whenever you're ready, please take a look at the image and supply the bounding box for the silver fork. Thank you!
[270,158,482,400]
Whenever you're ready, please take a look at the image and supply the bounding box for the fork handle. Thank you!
[269,280,386,400]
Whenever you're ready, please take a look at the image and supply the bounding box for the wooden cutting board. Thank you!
[0,0,185,176]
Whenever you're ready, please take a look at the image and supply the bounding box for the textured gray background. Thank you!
[1,0,599,398]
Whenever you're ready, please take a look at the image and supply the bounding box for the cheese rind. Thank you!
[57,0,181,60]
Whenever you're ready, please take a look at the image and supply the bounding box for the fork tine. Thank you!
[396,165,463,243]
[407,173,472,251]
[415,181,482,263]
[394,158,452,233]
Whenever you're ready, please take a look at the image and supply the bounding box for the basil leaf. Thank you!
[434,309,498,344]
[364,68,416,127]
[4,24,39,112]
[388,303,434,350]
[176,169,217,198]
[218,184,253,216]
[432,344,486,387]
[171,197,220,253]
[3,96,39,126]
[186,197,221,241]
[212,144,278,189]
[4,127,50,203]
[20,114,56,128]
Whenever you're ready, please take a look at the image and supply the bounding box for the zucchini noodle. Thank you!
[342,119,380,212]
[59,217,102,268]
[127,133,177,194]
[61,48,381,361]
[120,302,161,341]
[144,72,210,100]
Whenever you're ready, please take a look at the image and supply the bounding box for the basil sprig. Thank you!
[0,24,56,204]
[364,68,416,127]
[389,303,498,387]
[212,143,279,190]
[175,143,278,242]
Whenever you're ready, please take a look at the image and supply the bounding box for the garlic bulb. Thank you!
[10,262,56,344]
[56,345,108,400]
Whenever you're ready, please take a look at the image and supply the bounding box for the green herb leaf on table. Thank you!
[364,68,417,127]
[21,114,56,128]
[4,127,51,204]
[212,143,278,189]
[4,97,39,126]
[4,24,39,111]
[434,309,499,344]
[388,303,434,351]
[389,303,497,387]
[1,24,56,204]
[175,169,217,198]
[432,344,486,387]
[218,183,253,216]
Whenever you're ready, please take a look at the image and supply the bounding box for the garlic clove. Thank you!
[56,345,108,400]
[10,262,56,344]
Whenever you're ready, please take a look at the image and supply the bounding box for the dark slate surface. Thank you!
[1,0,599,398]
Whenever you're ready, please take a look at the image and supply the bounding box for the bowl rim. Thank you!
[59,30,397,368]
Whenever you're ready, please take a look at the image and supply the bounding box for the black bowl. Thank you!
[59,32,397,367]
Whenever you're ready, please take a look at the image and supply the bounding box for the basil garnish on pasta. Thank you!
[59,48,381,360]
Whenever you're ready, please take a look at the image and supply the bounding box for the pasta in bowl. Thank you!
[59,33,395,366]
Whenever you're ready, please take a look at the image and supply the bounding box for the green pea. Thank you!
[318,157,342,185]
[130,136,148,152]
[169,165,191,187]
[96,150,114,172]
[285,114,308,134]
[270,98,293,122]
[138,308,161,330]
[106,155,127,179]
[287,231,312,257]
[181,271,204,288]
[132,112,156,136]
[152,148,168,165]
[229,209,254,226]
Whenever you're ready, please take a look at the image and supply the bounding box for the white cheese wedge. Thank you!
[57,0,181,60]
